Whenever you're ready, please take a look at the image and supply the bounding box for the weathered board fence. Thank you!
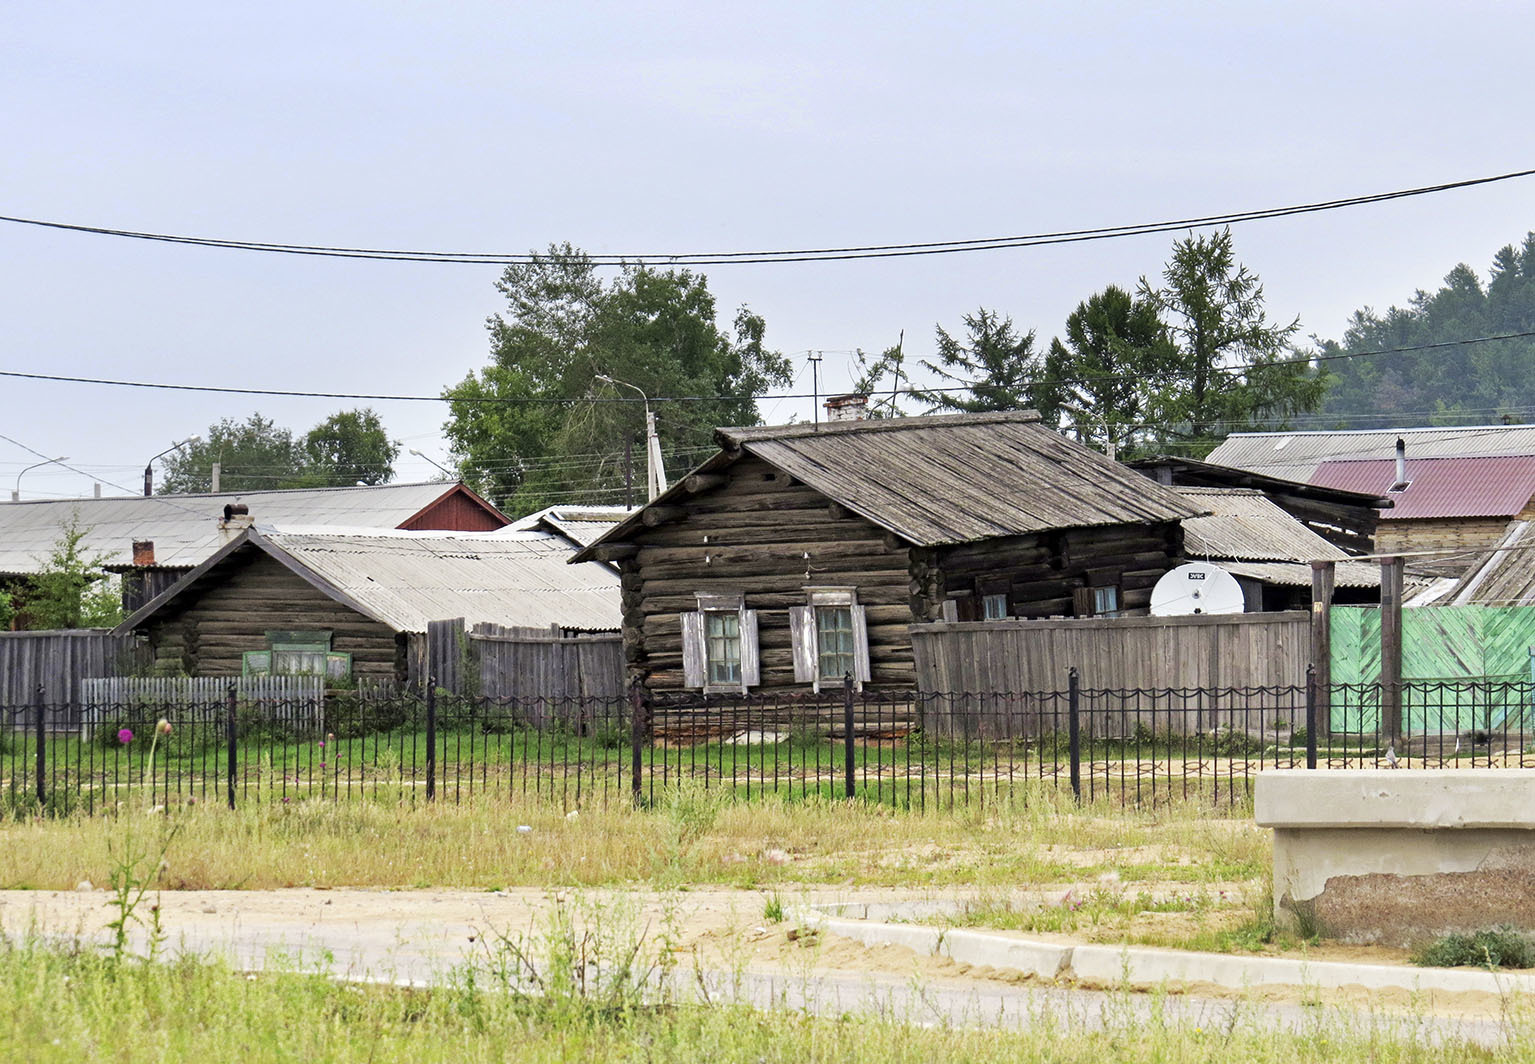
[80,676,325,738]
[910,611,1309,696]
[0,629,141,728]
[415,618,623,705]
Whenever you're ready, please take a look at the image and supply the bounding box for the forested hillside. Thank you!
[1319,233,1535,426]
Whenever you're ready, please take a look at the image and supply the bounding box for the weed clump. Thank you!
[1412,926,1535,969]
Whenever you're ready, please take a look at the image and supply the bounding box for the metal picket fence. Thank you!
[3,672,1533,816]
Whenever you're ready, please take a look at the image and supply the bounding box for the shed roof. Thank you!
[1205,423,1535,482]
[116,526,621,635]
[506,504,628,547]
[1439,521,1535,606]
[1310,456,1535,519]
[0,482,505,577]
[1174,488,1379,589]
[576,411,1198,557]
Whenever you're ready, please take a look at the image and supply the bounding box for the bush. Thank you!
[1413,926,1535,969]
[324,694,413,739]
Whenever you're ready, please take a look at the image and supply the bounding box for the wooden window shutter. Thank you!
[850,604,871,685]
[1072,587,1096,617]
[788,606,816,684]
[739,609,760,688]
[681,610,706,689]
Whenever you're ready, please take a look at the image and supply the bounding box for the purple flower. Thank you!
[319,762,327,769]
[117,728,133,745]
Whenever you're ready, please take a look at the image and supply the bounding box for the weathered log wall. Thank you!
[620,454,919,691]
[139,549,405,679]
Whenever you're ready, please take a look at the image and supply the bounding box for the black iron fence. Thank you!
[4,672,1534,816]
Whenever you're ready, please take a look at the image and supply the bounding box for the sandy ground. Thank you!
[0,885,1521,1042]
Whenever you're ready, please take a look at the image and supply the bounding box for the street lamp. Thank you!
[11,456,68,502]
[143,436,200,496]
[408,449,458,480]
[596,374,667,500]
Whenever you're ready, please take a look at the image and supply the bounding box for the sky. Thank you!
[3,1,1534,505]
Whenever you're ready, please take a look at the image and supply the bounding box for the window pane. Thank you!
[982,593,1007,620]
[1093,586,1119,617]
[816,606,855,681]
[705,610,741,686]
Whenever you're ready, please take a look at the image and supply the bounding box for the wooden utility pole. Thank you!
[1310,560,1336,735]
[1379,555,1404,744]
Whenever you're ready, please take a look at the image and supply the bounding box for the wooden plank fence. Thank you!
[910,612,1310,737]
[0,629,141,729]
[80,676,326,738]
[415,619,623,708]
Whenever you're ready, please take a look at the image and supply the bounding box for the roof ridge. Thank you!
[717,409,1042,446]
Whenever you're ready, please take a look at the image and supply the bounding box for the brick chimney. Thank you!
[131,540,156,566]
[824,393,869,422]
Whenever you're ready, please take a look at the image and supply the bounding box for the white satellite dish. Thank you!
[1150,562,1247,616]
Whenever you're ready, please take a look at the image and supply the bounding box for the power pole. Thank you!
[809,351,824,425]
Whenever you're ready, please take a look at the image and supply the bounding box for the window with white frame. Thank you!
[681,592,759,692]
[789,587,871,690]
[982,593,1008,620]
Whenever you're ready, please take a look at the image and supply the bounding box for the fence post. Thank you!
[1067,668,1081,803]
[34,684,46,809]
[226,684,237,811]
[629,681,646,807]
[843,673,856,800]
[1305,664,1318,771]
[425,678,437,802]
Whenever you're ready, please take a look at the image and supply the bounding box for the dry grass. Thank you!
[0,784,1268,893]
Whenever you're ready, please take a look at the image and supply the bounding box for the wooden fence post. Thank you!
[1380,556,1404,746]
[1310,560,1335,736]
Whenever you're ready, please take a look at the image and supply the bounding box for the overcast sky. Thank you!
[3,1,1533,504]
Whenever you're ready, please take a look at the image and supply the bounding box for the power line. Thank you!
[5,328,1534,406]
[3,168,1532,265]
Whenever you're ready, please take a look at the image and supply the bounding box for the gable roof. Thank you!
[1206,423,1535,482]
[0,481,507,577]
[1175,487,1379,589]
[575,411,1199,558]
[115,526,620,635]
[1310,456,1535,520]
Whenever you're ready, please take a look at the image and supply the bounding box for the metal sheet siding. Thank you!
[1310,457,1535,520]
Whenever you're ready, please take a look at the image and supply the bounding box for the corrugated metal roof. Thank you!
[1441,521,1535,606]
[1206,424,1535,482]
[0,482,465,576]
[506,504,628,547]
[1219,559,1381,589]
[1176,488,1349,563]
[118,527,621,634]
[1309,457,1535,519]
[724,412,1199,546]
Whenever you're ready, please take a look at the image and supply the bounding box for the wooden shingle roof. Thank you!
[575,411,1199,557]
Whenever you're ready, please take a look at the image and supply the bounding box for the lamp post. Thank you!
[596,374,666,500]
[11,456,68,502]
[143,436,200,496]
[408,449,458,480]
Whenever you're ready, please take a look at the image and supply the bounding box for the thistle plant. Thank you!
[105,718,180,964]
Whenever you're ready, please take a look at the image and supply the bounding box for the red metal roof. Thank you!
[1310,456,1535,520]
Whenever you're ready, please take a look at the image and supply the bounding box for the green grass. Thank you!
[1413,927,1535,970]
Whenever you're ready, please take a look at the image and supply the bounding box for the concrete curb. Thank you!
[789,905,1535,997]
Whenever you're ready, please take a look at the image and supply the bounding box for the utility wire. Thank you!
[3,329,1533,405]
[3,168,1532,265]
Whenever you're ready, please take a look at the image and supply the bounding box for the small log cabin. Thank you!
[571,410,1201,694]
[114,527,620,681]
